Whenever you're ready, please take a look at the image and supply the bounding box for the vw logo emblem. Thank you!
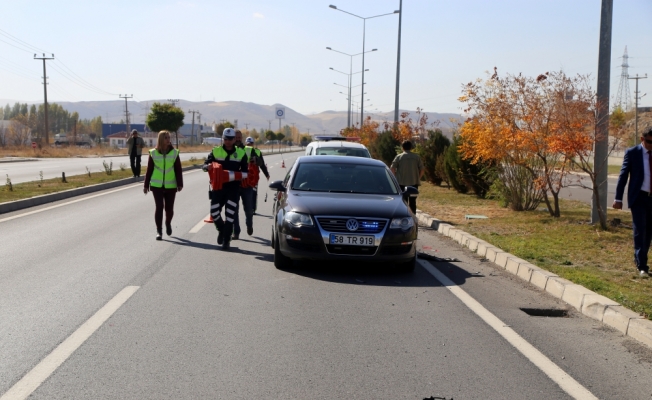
[346,219,359,232]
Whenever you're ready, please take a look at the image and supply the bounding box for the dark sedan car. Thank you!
[268,156,418,272]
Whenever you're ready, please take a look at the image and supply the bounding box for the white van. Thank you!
[305,137,371,158]
[202,137,222,146]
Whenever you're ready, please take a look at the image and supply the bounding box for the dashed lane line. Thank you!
[419,259,598,400]
[0,286,140,400]
[189,214,211,233]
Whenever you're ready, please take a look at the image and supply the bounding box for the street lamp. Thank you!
[329,65,369,127]
[326,46,376,127]
[329,5,399,126]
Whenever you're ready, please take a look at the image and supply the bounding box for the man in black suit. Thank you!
[614,127,652,277]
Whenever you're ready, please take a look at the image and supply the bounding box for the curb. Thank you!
[0,158,39,163]
[415,210,652,349]
[0,164,202,215]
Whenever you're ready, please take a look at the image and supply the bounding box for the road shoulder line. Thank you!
[416,210,652,350]
[419,259,597,399]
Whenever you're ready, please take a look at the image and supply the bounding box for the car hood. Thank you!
[287,191,409,218]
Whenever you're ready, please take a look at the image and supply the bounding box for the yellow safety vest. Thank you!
[212,146,246,170]
[149,148,179,188]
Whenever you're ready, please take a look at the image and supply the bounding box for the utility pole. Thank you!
[591,0,613,225]
[629,74,648,140]
[168,99,179,107]
[119,94,133,134]
[188,109,199,146]
[197,113,202,142]
[34,53,54,146]
[267,120,272,132]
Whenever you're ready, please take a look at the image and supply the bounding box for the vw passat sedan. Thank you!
[269,156,418,271]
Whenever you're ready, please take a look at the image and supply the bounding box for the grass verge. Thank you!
[1,159,202,203]
[418,183,652,320]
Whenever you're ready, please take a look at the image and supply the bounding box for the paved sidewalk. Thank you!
[416,210,652,350]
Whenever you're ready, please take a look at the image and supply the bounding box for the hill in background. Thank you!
[1,99,463,137]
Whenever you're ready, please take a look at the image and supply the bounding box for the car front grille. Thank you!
[326,245,378,255]
[316,217,387,234]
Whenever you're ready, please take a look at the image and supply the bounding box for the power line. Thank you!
[54,58,118,96]
[0,28,50,54]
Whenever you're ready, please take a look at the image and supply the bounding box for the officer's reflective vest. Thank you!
[242,146,261,188]
[149,148,179,188]
[212,146,245,171]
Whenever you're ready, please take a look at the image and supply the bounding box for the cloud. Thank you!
[253,13,264,19]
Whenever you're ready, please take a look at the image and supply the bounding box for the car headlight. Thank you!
[284,211,313,227]
[390,217,414,230]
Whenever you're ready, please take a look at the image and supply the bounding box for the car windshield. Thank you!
[291,162,399,194]
[315,147,370,158]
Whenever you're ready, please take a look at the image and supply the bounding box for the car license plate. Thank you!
[329,234,374,246]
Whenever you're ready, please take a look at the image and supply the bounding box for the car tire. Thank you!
[398,255,416,273]
[270,226,275,249]
[274,234,292,270]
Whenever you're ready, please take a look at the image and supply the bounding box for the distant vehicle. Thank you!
[268,155,418,271]
[54,133,92,147]
[304,139,371,158]
[202,137,222,146]
[265,140,280,145]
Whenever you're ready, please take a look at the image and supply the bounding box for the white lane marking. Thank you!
[0,169,202,224]
[0,286,140,400]
[419,260,597,400]
[189,215,210,233]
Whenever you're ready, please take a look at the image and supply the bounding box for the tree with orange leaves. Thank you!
[459,69,616,221]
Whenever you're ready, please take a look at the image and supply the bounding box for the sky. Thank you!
[0,0,650,116]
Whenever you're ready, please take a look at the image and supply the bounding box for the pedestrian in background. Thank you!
[391,140,424,214]
[126,129,145,177]
[144,130,183,240]
[614,126,652,277]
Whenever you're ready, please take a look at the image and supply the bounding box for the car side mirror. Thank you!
[269,180,286,192]
[402,186,418,201]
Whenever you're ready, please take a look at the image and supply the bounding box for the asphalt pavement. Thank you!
[1,152,651,399]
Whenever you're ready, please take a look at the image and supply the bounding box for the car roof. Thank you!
[296,155,386,167]
[309,141,367,149]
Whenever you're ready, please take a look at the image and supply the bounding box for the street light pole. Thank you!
[326,47,376,128]
[329,5,398,127]
[394,0,403,126]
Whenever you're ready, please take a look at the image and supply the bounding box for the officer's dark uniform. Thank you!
[203,136,248,249]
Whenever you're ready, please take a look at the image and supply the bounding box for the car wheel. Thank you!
[274,235,292,270]
[270,226,275,249]
[398,255,416,273]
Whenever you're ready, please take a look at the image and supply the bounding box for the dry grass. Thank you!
[418,183,652,319]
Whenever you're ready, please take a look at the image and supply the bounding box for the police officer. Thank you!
[232,130,246,240]
[235,136,271,236]
[245,137,269,216]
[203,128,248,250]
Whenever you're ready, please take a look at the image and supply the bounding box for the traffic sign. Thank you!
[275,107,285,119]
[31,142,37,149]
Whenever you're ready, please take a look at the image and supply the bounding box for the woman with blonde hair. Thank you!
[144,130,183,240]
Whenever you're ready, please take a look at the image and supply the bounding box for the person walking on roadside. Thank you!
[391,140,424,215]
[233,136,271,237]
[144,130,183,240]
[126,129,145,177]
[614,126,652,277]
[203,128,248,250]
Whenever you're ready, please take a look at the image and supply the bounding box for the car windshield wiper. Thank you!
[328,190,354,193]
